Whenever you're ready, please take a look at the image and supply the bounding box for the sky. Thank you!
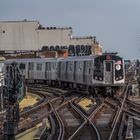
[0,0,140,60]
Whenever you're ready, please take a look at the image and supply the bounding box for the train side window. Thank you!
[78,62,81,71]
[53,62,55,69]
[50,63,52,70]
[37,63,42,71]
[46,62,50,71]
[48,63,51,71]
[49,63,51,71]
[59,62,61,71]
[19,63,26,70]
[89,68,91,74]
[88,62,91,74]
[58,62,61,76]
[46,63,48,70]
[29,63,34,70]
[70,63,73,71]
[62,62,65,71]
[51,63,53,70]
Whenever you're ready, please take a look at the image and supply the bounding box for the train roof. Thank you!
[59,54,123,61]
[5,57,57,63]
[60,55,96,61]
[4,54,123,63]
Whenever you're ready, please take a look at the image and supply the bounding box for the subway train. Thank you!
[5,53,125,95]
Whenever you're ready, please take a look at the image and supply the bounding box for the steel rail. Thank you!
[69,101,101,140]
[48,100,64,140]
[108,80,131,140]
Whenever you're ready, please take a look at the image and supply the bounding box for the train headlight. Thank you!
[119,76,122,79]
[95,76,98,80]
[116,77,119,81]
[99,77,102,81]
[116,64,121,70]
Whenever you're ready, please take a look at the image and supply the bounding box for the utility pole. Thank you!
[2,62,22,140]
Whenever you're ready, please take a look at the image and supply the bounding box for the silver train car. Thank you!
[5,53,125,95]
[5,58,58,85]
[58,54,125,95]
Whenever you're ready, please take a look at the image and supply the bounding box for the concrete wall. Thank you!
[0,21,102,55]
[70,37,93,45]
[38,28,72,49]
[0,21,38,51]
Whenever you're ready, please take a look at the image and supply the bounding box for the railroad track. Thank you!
[107,75,134,140]
[26,71,140,140]
[69,101,101,140]
[18,84,132,140]
[1,77,140,140]
[18,97,68,134]
[89,100,118,140]
[18,85,82,139]
[41,93,102,140]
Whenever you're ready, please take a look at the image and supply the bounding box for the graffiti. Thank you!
[42,45,92,56]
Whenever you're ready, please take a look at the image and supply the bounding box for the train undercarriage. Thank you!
[26,79,123,97]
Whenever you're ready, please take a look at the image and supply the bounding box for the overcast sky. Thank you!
[0,0,140,60]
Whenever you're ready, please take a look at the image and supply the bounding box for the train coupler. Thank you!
[106,87,113,96]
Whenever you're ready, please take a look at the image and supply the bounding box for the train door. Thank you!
[45,62,48,80]
[104,61,113,84]
[28,62,34,80]
[74,61,76,81]
[67,61,74,82]
[57,62,61,80]
[65,62,68,80]
[61,62,66,81]
[36,63,45,80]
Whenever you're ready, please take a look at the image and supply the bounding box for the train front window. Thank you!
[95,63,102,73]
[94,58,103,80]
[106,62,111,72]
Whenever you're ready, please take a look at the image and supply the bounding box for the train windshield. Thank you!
[94,58,103,80]
[106,62,111,72]
[95,63,102,73]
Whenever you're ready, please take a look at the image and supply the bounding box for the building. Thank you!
[0,20,102,57]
